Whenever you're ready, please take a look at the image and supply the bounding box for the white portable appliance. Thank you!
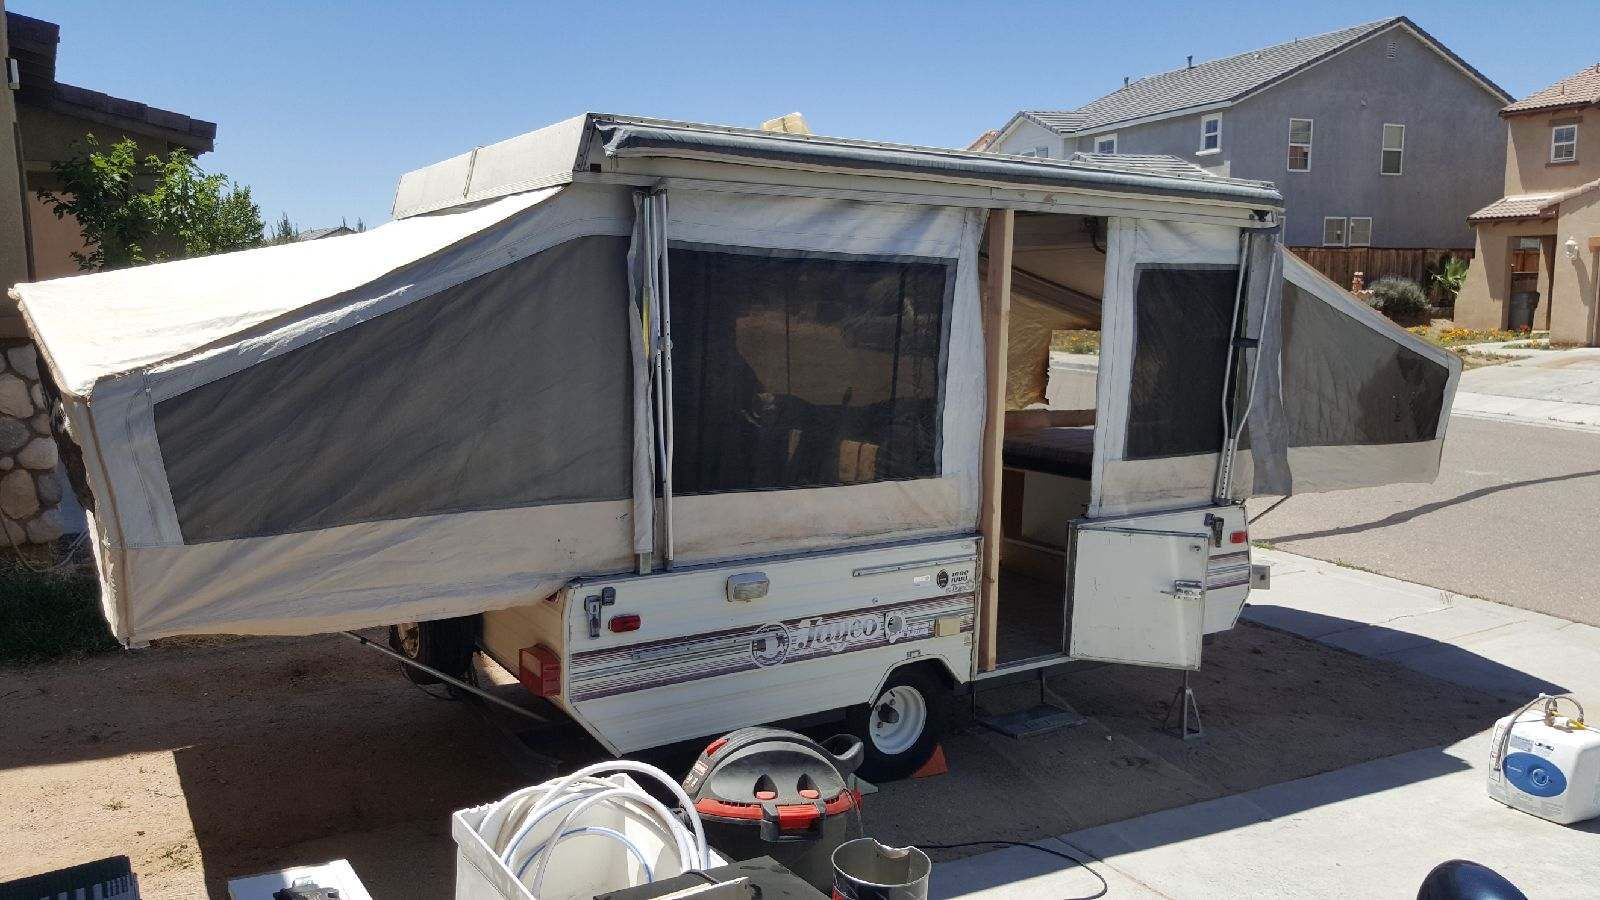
[1487,695,1600,825]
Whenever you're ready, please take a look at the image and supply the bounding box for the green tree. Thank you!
[269,211,298,244]
[38,134,264,271]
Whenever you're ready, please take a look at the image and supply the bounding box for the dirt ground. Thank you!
[0,622,1519,898]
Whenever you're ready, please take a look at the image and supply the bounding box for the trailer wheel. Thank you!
[387,617,476,686]
[845,666,948,782]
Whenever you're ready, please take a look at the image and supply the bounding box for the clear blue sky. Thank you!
[17,1,1595,231]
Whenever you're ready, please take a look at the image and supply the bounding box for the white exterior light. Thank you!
[1565,237,1581,260]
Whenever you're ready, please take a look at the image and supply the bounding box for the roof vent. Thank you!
[1123,75,1130,87]
[1386,40,1398,60]
[1187,55,1194,69]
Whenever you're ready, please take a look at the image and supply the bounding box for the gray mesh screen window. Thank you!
[156,235,632,543]
[1125,264,1239,460]
[1280,282,1447,446]
[669,244,953,495]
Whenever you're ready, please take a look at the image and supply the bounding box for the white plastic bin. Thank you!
[453,773,723,900]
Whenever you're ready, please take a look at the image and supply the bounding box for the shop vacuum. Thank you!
[682,728,866,892]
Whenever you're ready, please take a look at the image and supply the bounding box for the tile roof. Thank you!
[1066,152,1258,184]
[1468,177,1600,222]
[1467,193,1559,221]
[1502,63,1600,115]
[295,226,358,242]
[1021,19,1398,134]
[965,129,1000,152]
[6,11,216,152]
[1012,17,1506,138]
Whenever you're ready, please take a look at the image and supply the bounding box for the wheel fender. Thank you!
[868,658,958,704]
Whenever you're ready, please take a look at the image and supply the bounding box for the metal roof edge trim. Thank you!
[592,120,1282,208]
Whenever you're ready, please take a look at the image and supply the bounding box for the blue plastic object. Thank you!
[1417,860,1528,900]
[1501,751,1567,798]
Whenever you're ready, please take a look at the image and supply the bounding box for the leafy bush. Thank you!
[1368,277,1429,318]
[0,555,116,666]
[38,134,263,271]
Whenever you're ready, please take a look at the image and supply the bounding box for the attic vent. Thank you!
[1385,40,1398,60]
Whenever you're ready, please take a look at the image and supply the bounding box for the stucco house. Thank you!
[1,3,216,544]
[1455,64,1600,344]
[989,17,1510,260]
[4,9,217,283]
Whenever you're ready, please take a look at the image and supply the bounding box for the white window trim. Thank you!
[1288,118,1313,172]
[1198,114,1222,154]
[1348,217,1373,247]
[1552,124,1578,163]
[1322,216,1347,247]
[1381,123,1405,176]
[1095,134,1118,154]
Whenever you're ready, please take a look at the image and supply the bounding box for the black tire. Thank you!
[387,616,477,686]
[845,666,949,783]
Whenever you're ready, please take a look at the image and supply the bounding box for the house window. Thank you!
[1199,115,1221,153]
[1381,124,1405,175]
[1288,118,1313,171]
[1552,124,1578,163]
[1348,217,1373,247]
[1035,146,1050,158]
[1095,134,1118,154]
[1323,217,1347,247]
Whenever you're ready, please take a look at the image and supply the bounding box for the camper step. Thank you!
[973,667,1089,739]
[977,702,1089,739]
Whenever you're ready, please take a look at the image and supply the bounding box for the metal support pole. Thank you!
[341,631,548,724]
[1163,670,1204,741]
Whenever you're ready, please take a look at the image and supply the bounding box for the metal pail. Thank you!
[830,838,931,900]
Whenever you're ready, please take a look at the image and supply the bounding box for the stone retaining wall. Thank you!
[0,338,66,545]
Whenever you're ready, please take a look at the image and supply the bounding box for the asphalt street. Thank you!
[1249,414,1600,627]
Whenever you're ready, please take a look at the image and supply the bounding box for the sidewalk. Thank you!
[933,550,1600,898]
[1453,347,1600,434]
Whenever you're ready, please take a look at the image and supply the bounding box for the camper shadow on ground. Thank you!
[898,612,1565,898]
[860,618,1537,865]
[0,617,1545,898]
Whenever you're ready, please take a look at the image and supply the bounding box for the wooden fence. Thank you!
[1288,247,1473,296]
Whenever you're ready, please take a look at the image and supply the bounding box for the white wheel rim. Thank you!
[870,685,927,755]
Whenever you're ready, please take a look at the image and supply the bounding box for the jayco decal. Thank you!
[749,608,925,668]
[568,593,974,702]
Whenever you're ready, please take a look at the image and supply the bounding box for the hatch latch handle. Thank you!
[584,587,616,639]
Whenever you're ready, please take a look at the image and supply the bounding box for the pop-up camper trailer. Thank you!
[11,114,1459,779]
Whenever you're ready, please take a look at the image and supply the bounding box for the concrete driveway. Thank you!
[1250,415,1600,626]
[1251,345,1600,627]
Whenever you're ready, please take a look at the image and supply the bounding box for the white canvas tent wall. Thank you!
[22,112,1456,647]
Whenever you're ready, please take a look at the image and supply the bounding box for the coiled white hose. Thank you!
[476,761,711,897]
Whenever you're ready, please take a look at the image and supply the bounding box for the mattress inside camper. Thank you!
[1002,426,1095,480]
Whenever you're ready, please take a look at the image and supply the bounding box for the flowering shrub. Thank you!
[1407,326,1532,347]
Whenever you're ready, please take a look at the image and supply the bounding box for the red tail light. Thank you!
[518,644,560,698]
[1230,530,1248,545]
[609,614,642,633]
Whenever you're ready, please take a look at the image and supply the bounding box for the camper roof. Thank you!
[393,113,1283,220]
